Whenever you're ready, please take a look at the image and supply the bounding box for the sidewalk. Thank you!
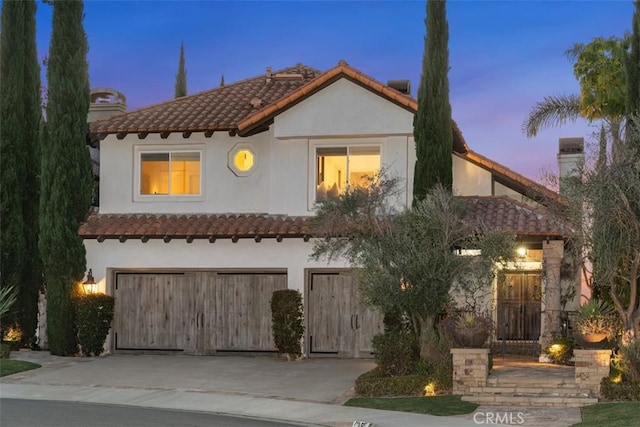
[0,350,580,427]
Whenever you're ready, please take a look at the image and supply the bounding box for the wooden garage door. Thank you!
[114,271,286,353]
[307,271,384,358]
[114,273,196,351]
[209,272,287,352]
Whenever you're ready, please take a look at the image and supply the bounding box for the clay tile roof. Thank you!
[78,213,313,241]
[462,196,570,238]
[79,195,569,241]
[88,61,469,153]
[89,64,322,136]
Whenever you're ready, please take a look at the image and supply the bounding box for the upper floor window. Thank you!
[315,146,380,201]
[228,143,257,177]
[140,151,201,196]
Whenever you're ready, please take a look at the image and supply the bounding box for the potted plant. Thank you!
[443,309,493,348]
[574,299,617,347]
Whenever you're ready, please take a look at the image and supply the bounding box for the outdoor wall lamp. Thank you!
[516,247,528,258]
[82,268,97,294]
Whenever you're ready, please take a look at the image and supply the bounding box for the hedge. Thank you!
[355,368,429,397]
[270,289,304,360]
[74,293,114,356]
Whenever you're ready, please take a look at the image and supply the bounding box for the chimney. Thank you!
[266,66,272,83]
[557,137,584,194]
[387,79,411,95]
[88,88,127,123]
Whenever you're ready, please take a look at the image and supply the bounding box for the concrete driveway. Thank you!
[3,351,375,404]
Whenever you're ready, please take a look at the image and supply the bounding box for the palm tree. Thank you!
[523,36,628,163]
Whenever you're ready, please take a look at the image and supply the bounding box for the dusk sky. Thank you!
[34,0,634,183]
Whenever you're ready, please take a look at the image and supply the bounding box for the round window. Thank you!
[234,149,254,172]
[228,143,257,176]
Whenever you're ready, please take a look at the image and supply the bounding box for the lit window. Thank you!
[315,146,380,201]
[234,149,254,172]
[140,151,201,196]
[228,143,257,176]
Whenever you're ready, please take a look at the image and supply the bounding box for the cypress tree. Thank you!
[20,0,43,346]
[40,0,92,356]
[0,0,28,331]
[1,0,42,345]
[413,0,453,203]
[626,0,640,142]
[174,41,187,98]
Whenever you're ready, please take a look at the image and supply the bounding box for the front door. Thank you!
[307,271,384,358]
[497,272,542,340]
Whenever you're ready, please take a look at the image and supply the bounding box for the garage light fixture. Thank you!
[82,269,97,294]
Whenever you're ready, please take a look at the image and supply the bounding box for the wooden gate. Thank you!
[307,271,384,358]
[114,271,285,353]
[496,271,542,354]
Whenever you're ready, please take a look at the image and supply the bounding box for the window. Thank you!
[315,146,380,201]
[234,149,254,172]
[140,151,201,196]
[228,143,257,177]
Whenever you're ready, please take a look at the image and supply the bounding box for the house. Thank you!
[79,61,579,358]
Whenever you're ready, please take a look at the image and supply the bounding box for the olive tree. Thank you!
[561,133,640,345]
[311,177,515,356]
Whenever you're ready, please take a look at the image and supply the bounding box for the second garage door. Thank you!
[114,271,286,354]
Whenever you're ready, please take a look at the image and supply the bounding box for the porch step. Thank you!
[486,378,576,388]
[464,380,597,407]
[461,394,598,407]
[470,385,590,395]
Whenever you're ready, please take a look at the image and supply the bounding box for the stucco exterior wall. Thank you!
[99,130,272,214]
[274,78,414,138]
[84,238,349,295]
[452,155,492,196]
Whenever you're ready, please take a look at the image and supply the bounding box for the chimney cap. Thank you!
[559,137,584,154]
[387,79,411,95]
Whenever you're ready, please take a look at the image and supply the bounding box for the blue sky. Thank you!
[35,0,634,182]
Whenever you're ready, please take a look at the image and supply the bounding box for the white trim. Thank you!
[133,144,205,202]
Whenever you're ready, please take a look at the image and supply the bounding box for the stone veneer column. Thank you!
[574,349,612,397]
[451,348,490,395]
[541,239,564,350]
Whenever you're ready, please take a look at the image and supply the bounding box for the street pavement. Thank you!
[0,350,580,427]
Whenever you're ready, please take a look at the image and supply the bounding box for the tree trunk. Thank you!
[417,314,436,359]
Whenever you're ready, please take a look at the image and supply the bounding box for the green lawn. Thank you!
[0,359,41,377]
[572,402,640,427]
[344,395,478,416]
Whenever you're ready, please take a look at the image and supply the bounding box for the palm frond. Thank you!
[522,94,582,137]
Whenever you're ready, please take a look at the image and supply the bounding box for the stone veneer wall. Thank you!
[574,349,612,397]
[451,348,490,395]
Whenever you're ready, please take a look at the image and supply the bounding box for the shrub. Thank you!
[544,336,575,365]
[355,367,429,396]
[372,331,417,376]
[0,342,11,359]
[601,376,640,401]
[74,293,115,356]
[270,289,304,360]
[616,339,640,382]
[419,328,453,391]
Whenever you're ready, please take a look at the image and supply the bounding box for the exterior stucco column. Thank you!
[540,239,564,350]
